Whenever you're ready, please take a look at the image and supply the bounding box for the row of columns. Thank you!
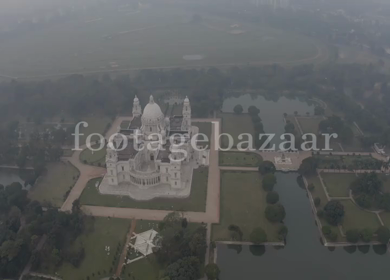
[130,175,160,186]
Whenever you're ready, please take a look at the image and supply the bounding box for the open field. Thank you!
[80,167,208,212]
[339,200,381,231]
[219,113,254,148]
[379,212,390,228]
[0,6,325,79]
[219,151,262,167]
[212,171,281,242]
[45,217,130,280]
[29,161,79,207]
[296,117,322,134]
[79,116,112,145]
[79,145,107,166]
[321,173,356,197]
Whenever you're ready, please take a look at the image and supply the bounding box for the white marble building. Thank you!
[99,95,208,200]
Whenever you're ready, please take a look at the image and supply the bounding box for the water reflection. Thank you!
[249,245,265,257]
[343,246,357,254]
[357,245,370,254]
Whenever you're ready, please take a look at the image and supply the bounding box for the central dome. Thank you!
[142,95,164,124]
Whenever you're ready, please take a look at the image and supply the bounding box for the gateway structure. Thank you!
[99,95,208,200]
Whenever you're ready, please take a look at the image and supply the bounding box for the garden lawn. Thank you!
[29,162,79,207]
[321,173,356,198]
[79,145,107,166]
[378,174,390,193]
[219,151,262,167]
[193,122,212,148]
[51,217,130,280]
[80,167,208,212]
[379,212,390,228]
[212,171,281,242]
[305,175,344,241]
[125,255,162,280]
[340,200,381,231]
[79,116,112,145]
[296,117,323,134]
[219,113,254,148]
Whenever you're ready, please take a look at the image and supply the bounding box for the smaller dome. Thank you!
[134,95,139,103]
[184,96,190,103]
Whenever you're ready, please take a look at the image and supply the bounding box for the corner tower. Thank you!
[132,95,142,117]
[181,96,191,131]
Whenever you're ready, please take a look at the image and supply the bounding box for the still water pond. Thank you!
[0,169,31,190]
[222,94,315,146]
[217,173,389,280]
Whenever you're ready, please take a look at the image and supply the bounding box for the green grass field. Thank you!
[305,175,344,241]
[51,217,130,280]
[296,117,322,134]
[29,161,79,207]
[0,6,324,78]
[219,113,255,148]
[79,145,107,166]
[80,167,208,212]
[219,151,262,167]
[321,173,356,198]
[379,212,390,228]
[212,171,281,242]
[79,116,112,146]
[340,200,381,232]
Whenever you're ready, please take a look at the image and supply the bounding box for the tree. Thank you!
[233,105,243,114]
[265,204,286,223]
[314,106,325,116]
[376,226,390,244]
[262,173,277,192]
[379,193,390,211]
[360,228,373,243]
[164,257,201,280]
[314,197,321,207]
[266,191,279,204]
[204,263,220,280]
[250,228,267,244]
[355,194,372,209]
[278,225,288,240]
[298,157,318,176]
[351,172,382,196]
[308,183,315,192]
[346,229,360,243]
[248,106,260,116]
[323,201,345,226]
[258,161,276,175]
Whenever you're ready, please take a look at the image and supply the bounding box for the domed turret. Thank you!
[132,95,141,117]
[141,95,165,136]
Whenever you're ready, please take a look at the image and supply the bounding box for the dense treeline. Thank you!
[0,182,86,278]
[1,62,390,151]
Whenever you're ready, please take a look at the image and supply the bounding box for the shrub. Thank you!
[360,228,373,243]
[322,225,331,236]
[266,191,279,204]
[233,105,243,114]
[250,227,268,244]
[346,229,360,243]
[278,225,288,240]
[376,226,390,244]
[324,201,345,226]
[308,183,315,191]
[262,173,277,192]
[265,204,286,223]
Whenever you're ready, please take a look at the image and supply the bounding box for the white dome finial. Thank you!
[149,95,154,104]
[134,95,139,102]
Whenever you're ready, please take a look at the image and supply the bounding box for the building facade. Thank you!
[105,95,196,190]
